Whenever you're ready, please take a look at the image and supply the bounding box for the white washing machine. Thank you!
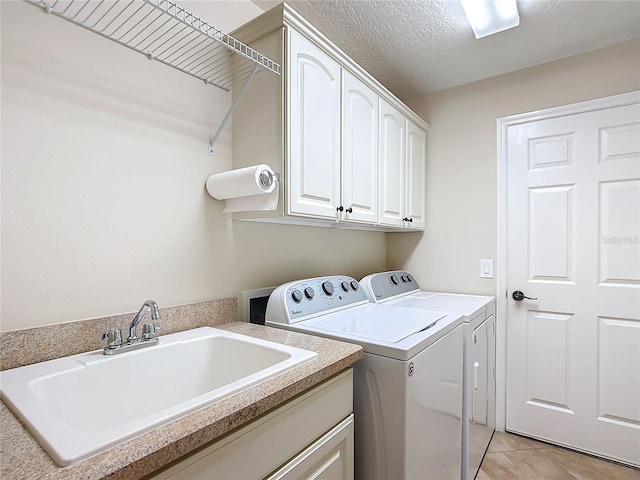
[360,271,496,480]
[266,275,465,480]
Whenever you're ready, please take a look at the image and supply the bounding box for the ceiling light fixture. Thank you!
[460,0,520,39]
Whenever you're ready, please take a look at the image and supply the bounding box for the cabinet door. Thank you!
[288,30,341,219]
[378,100,405,227]
[342,72,378,224]
[268,415,354,480]
[150,371,354,480]
[405,120,427,230]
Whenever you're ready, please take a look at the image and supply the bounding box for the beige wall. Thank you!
[0,1,386,331]
[3,1,638,331]
[388,40,640,296]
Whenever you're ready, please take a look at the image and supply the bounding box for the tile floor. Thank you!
[477,431,640,480]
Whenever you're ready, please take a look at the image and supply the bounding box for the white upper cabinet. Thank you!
[378,100,406,228]
[378,104,427,229]
[341,71,379,224]
[288,30,342,220]
[405,119,427,230]
[230,4,429,231]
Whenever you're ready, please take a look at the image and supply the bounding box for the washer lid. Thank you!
[395,293,494,318]
[300,305,446,343]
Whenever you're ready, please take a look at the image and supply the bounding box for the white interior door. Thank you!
[504,94,640,467]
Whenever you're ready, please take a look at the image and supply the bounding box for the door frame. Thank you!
[495,90,640,431]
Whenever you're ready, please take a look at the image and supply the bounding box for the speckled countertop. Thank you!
[0,322,363,480]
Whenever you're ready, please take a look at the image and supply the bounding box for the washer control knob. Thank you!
[304,287,315,299]
[350,281,359,291]
[322,281,334,296]
[291,289,303,303]
[401,275,408,282]
[390,274,399,285]
[341,281,349,292]
[406,275,412,282]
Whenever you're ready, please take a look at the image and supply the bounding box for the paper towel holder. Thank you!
[260,170,280,188]
[205,167,281,202]
[259,170,274,189]
[258,171,281,187]
[209,167,281,214]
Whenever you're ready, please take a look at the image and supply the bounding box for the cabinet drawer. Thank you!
[149,369,353,480]
[267,414,354,480]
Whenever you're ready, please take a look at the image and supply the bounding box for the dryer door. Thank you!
[471,319,489,425]
[469,314,496,478]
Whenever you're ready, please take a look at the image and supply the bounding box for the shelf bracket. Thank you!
[208,63,261,157]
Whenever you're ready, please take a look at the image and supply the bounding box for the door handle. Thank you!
[512,290,538,302]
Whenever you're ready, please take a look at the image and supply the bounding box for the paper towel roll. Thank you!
[206,164,277,200]
[222,190,279,213]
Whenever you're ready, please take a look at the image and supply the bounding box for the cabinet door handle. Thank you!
[345,207,353,214]
[403,217,413,223]
[336,206,344,212]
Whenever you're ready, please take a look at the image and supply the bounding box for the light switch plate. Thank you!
[480,259,494,278]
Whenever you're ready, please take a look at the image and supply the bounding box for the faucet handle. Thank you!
[142,323,160,340]
[102,329,123,348]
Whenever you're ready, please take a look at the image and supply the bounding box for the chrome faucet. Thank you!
[102,300,161,355]
[128,300,160,342]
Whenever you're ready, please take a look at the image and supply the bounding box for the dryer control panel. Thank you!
[266,276,369,323]
[360,271,421,303]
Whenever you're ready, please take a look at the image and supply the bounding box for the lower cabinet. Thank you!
[267,416,353,480]
[147,369,354,480]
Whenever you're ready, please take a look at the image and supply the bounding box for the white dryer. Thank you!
[266,275,465,480]
[360,271,496,480]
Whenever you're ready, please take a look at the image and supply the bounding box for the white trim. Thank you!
[495,116,509,431]
[233,3,429,131]
[282,3,429,131]
[497,91,640,127]
[495,90,640,432]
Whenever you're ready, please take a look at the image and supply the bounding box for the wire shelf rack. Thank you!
[25,0,281,92]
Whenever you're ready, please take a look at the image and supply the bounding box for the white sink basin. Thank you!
[0,327,317,467]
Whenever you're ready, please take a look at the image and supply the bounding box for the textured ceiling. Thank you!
[254,0,640,101]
